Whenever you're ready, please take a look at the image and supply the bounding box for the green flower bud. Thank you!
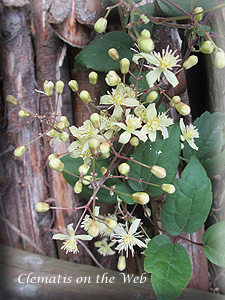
[80,90,91,103]
[140,14,149,25]
[105,71,121,86]
[43,80,54,96]
[14,145,26,157]
[100,167,108,175]
[200,41,214,54]
[68,80,79,92]
[59,132,69,142]
[18,110,30,118]
[55,121,66,131]
[60,116,70,128]
[74,181,82,194]
[161,183,176,194]
[104,218,117,230]
[140,29,151,38]
[89,138,100,155]
[6,95,18,106]
[117,255,126,271]
[147,90,158,103]
[175,102,191,116]
[90,113,101,128]
[120,58,130,74]
[108,48,120,61]
[130,137,139,147]
[88,220,100,237]
[56,80,64,94]
[101,152,110,159]
[49,158,64,172]
[78,164,90,175]
[151,165,166,178]
[193,7,204,22]
[183,55,198,69]
[48,153,59,161]
[214,48,225,69]
[132,192,150,205]
[118,163,130,175]
[138,36,154,53]
[89,72,98,85]
[94,17,107,34]
[144,207,151,218]
[82,175,93,185]
[170,96,181,108]
[35,202,50,212]
[100,141,110,154]
[46,129,59,138]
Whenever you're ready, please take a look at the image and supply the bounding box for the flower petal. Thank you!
[112,105,123,121]
[129,219,141,236]
[161,127,169,139]
[100,95,112,105]
[133,237,147,248]
[133,130,147,142]
[148,130,156,142]
[67,223,75,236]
[163,69,179,87]
[52,234,69,240]
[146,103,157,119]
[75,235,93,241]
[122,98,139,107]
[187,139,199,150]
[146,69,162,87]
[119,131,131,144]
[179,118,185,135]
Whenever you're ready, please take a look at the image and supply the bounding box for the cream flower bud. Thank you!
[49,158,65,172]
[120,58,130,74]
[100,141,110,154]
[48,153,59,161]
[60,116,70,128]
[183,55,198,69]
[6,95,18,106]
[89,72,98,85]
[200,41,214,54]
[170,96,181,108]
[44,80,54,96]
[193,7,204,21]
[47,129,59,137]
[78,164,90,175]
[35,202,50,212]
[55,121,66,131]
[105,71,121,86]
[104,218,117,230]
[144,207,151,218]
[214,48,225,69]
[161,183,176,194]
[82,175,93,185]
[88,220,100,237]
[140,29,151,38]
[132,192,150,205]
[56,80,64,94]
[18,110,30,118]
[94,17,107,34]
[14,145,26,157]
[100,167,108,175]
[117,255,126,271]
[59,132,69,142]
[151,165,166,178]
[80,90,91,103]
[130,137,139,147]
[118,163,130,175]
[90,113,101,128]
[74,181,82,194]
[138,36,154,53]
[68,80,79,92]
[147,90,158,103]
[89,138,100,155]
[140,14,149,25]
[108,48,119,61]
[175,102,191,116]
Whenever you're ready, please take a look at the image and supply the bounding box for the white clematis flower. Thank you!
[180,118,199,150]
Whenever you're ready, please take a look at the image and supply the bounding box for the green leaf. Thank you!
[201,150,225,178]
[144,235,192,300]
[157,0,218,17]
[128,123,180,197]
[75,32,134,72]
[161,156,212,236]
[202,221,225,268]
[114,182,135,205]
[196,25,211,37]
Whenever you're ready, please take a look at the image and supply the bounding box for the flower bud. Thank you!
[140,14,149,25]
[105,71,121,86]
[140,29,151,39]
[80,90,91,103]
[89,72,98,85]
[60,116,70,128]
[132,192,150,205]
[175,102,191,116]
[82,175,93,185]
[101,152,110,159]
[90,113,101,128]
[151,165,166,178]
[43,80,54,96]
[183,55,198,69]
[214,48,225,69]
[193,7,204,22]
[56,80,64,94]
[200,41,214,54]
[48,153,59,161]
[35,202,50,212]
[94,17,107,34]
[14,145,26,157]
[144,207,151,218]
[138,36,154,53]
[130,137,139,147]
[120,58,130,74]
[117,255,126,271]
[104,218,117,230]
[88,220,100,237]
[78,164,90,175]
[170,96,181,108]
[100,141,110,154]
[161,183,176,194]
[46,129,59,137]
[18,110,30,118]
[68,80,79,92]
[59,132,69,142]
[147,90,158,103]
[89,138,100,155]
[74,181,82,194]
[49,158,65,172]
[6,95,18,106]
[100,167,108,175]
[55,121,66,131]
[118,163,130,175]
[108,48,119,61]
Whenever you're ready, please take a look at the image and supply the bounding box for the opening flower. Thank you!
[95,238,116,256]
[52,223,93,254]
[141,103,173,142]
[180,119,199,150]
